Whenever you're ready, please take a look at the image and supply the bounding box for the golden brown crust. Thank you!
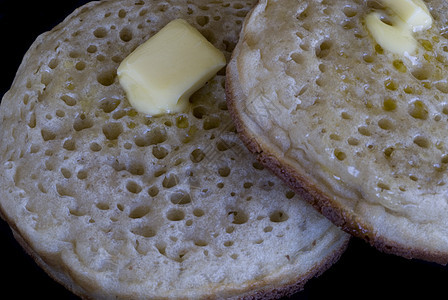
[3,220,91,300]
[1,214,348,300]
[239,237,349,300]
[225,42,448,265]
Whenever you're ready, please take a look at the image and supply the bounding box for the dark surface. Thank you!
[0,1,447,299]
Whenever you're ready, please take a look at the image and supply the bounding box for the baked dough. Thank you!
[0,0,349,298]
[227,0,448,263]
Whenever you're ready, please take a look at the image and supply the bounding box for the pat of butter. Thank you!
[365,13,417,55]
[382,0,432,32]
[365,0,432,55]
[117,19,226,116]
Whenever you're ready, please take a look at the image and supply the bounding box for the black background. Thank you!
[0,1,447,299]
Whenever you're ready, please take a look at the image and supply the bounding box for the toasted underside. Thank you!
[0,0,349,298]
[226,0,448,264]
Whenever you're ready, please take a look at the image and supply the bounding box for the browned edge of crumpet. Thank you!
[0,149,348,300]
[4,213,347,300]
[233,233,348,300]
[0,206,92,299]
[0,106,344,299]
[225,37,448,266]
[240,239,348,300]
[0,112,348,300]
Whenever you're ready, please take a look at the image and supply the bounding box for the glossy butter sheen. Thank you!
[117,19,226,116]
[365,0,432,55]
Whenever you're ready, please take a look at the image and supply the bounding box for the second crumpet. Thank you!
[227,0,448,263]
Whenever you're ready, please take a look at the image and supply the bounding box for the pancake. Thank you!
[226,0,448,263]
[0,0,349,298]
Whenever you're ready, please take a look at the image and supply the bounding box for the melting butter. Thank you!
[117,19,226,116]
[382,0,432,32]
[365,0,432,55]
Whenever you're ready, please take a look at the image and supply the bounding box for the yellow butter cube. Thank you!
[365,0,432,56]
[382,0,432,32]
[117,19,226,116]
[365,13,417,55]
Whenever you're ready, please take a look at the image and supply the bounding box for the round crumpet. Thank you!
[0,0,349,298]
[227,0,448,263]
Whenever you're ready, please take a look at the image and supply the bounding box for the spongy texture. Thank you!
[227,0,448,263]
[0,0,349,299]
